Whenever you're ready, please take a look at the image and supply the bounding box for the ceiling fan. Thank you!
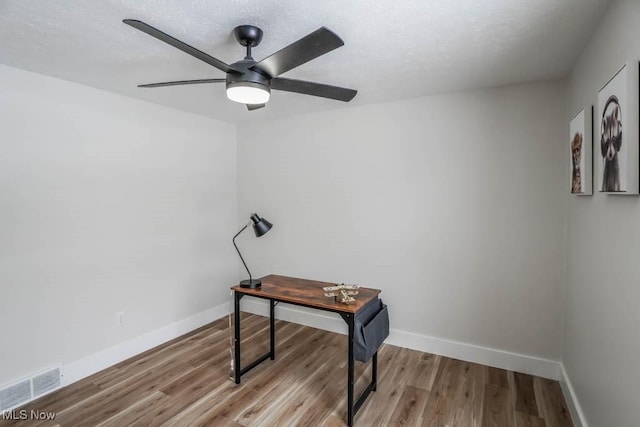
[123,20,357,111]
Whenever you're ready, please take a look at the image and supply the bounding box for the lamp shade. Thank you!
[250,213,273,237]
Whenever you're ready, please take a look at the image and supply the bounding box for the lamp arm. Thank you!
[232,221,253,284]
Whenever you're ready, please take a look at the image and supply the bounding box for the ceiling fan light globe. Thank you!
[226,82,270,105]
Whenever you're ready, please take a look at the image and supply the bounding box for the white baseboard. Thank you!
[61,297,561,383]
[11,298,574,419]
[559,363,588,427]
[390,329,560,380]
[49,299,584,427]
[62,303,228,386]
[55,298,563,386]
[242,299,561,380]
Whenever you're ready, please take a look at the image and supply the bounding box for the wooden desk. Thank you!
[231,274,382,427]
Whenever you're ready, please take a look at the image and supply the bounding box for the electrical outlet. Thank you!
[116,311,125,327]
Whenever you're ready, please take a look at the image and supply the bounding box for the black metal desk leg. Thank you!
[234,291,242,384]
[270,300,276,360]
[347,313,355,427]
[372,352,378,391]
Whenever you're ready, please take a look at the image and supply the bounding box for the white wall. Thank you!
[0,65,237,386]
[237,80,567,363]
[565,1,640,426]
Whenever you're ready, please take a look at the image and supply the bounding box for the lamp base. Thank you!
[239,279,262,289]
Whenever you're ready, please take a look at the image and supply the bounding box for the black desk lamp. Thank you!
[233,213,273,288]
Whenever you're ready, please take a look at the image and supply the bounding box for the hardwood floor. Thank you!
[1,314,573,426]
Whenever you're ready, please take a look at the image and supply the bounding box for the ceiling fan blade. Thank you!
[138,78,226,88]
[123,19,241,74]
[250,27,344,78]
[271,77,357,102]
[246,103,266,111]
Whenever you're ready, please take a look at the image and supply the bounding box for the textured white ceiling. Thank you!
[0,0,610,123]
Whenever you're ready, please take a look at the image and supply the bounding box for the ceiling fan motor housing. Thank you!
[226,59,271,93]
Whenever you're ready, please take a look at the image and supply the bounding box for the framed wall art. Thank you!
[570,107,593,195]
[597,61,640,194]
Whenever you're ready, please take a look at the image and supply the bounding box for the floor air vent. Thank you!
[0,380,30,412]
[0,365,61,412]
[33,367,60,398]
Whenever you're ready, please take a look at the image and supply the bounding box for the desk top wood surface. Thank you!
[231,274,381,314]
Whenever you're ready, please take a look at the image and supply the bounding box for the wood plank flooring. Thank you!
[1,314,573,426]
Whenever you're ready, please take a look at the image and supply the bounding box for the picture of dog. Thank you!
[571,132,583,193]
[601,95,622,192]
